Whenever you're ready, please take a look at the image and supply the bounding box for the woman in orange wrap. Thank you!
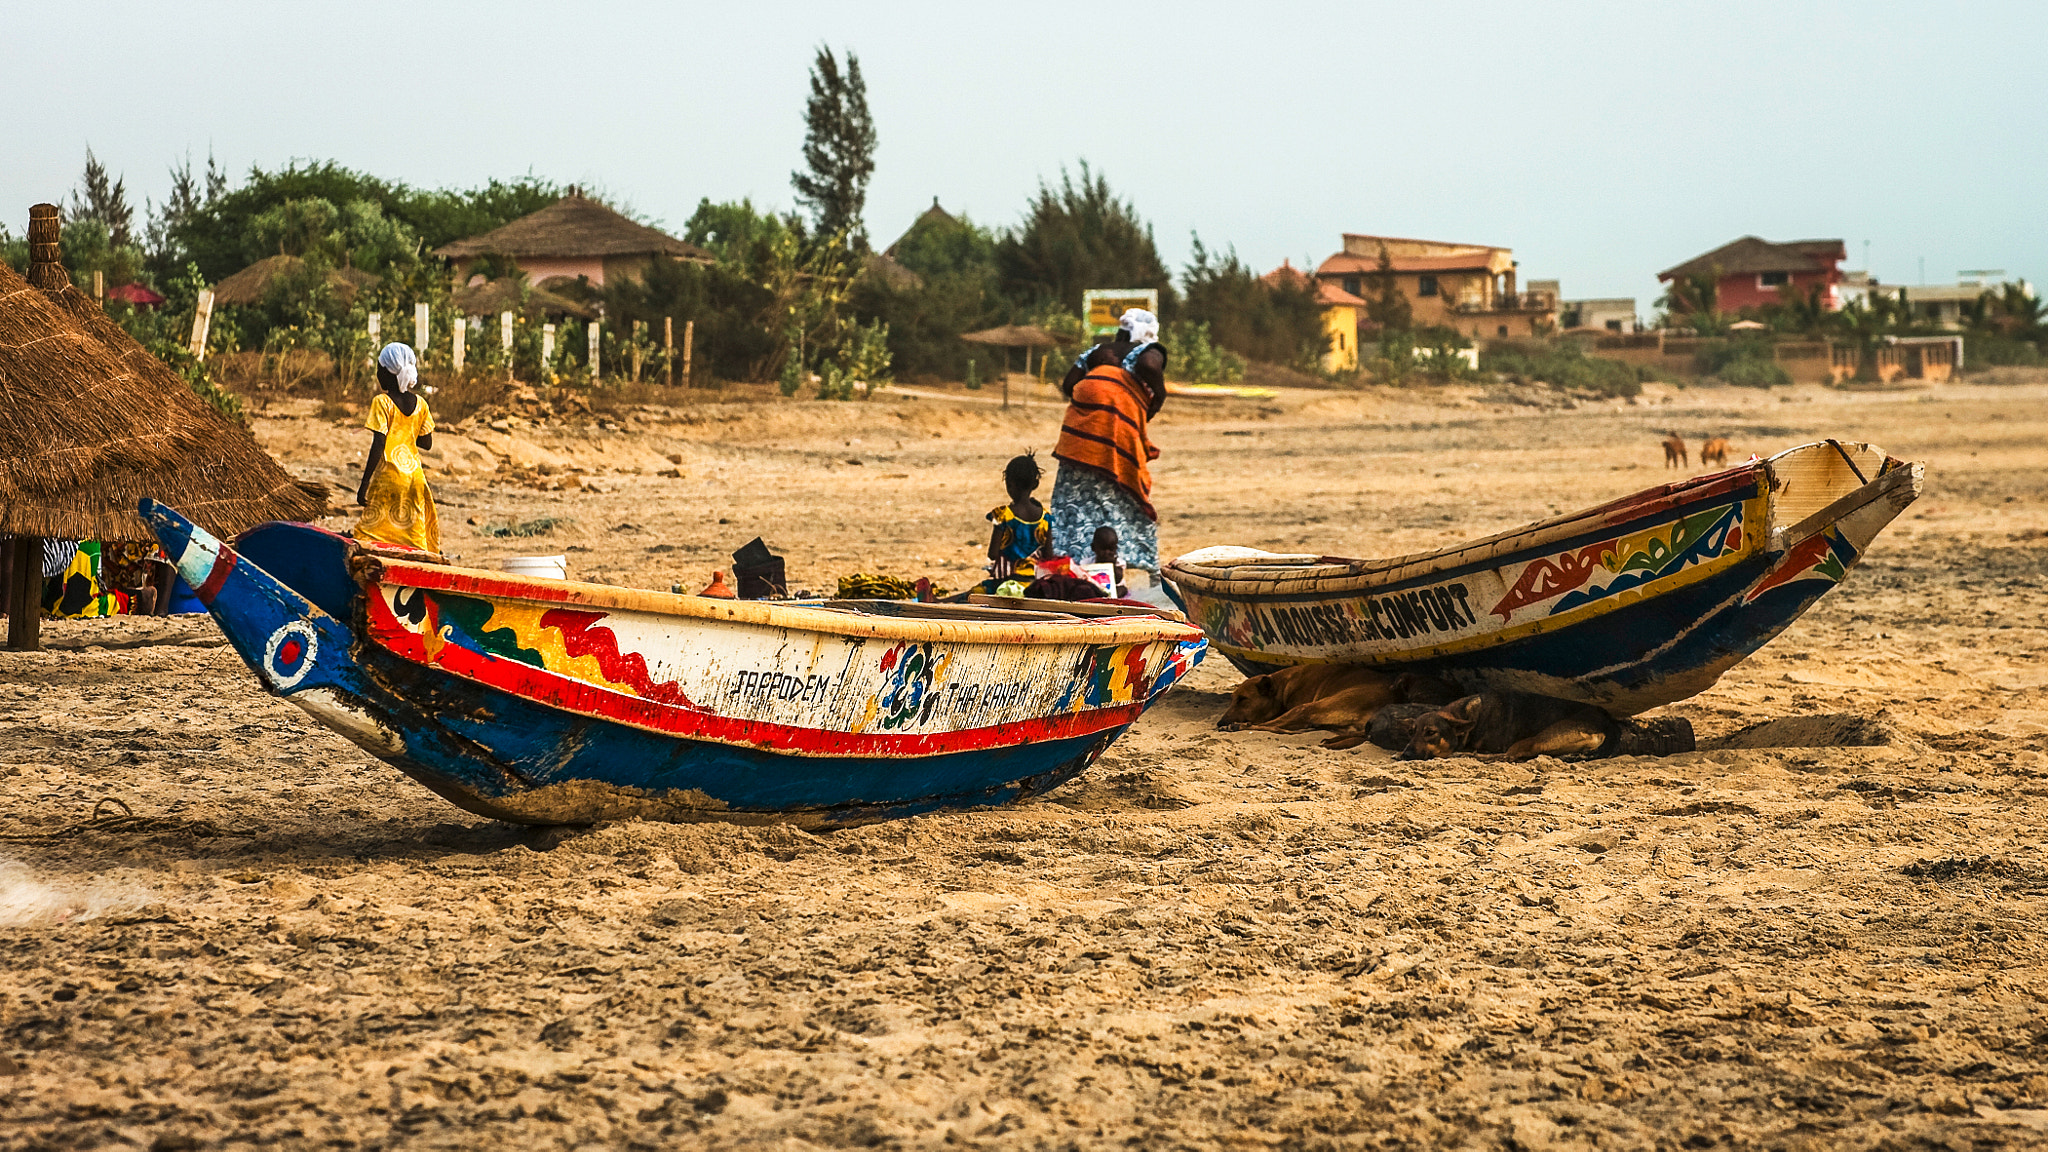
[1050,308,1167,574]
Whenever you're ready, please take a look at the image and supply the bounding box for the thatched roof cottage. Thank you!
[434,191,713,290]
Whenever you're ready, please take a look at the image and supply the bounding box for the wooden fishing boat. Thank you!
[141,501,1206,827]
[1162,440,1921,715]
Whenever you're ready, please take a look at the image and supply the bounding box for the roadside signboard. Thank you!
[1082,288,1159,338]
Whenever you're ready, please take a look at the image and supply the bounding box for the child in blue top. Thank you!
[977,453,1054,593]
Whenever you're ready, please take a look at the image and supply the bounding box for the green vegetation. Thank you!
[995,164,1176,317]
[791,47,877,251]
[1481,340,1649,397]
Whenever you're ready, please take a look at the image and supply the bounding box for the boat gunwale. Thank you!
[1165,441,1893,599]
[358,555,1204,647]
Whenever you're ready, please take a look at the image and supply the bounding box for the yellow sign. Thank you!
[1083,289,1159,337]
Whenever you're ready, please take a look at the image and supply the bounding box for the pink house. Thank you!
[1659,236,1846,314]
[434,191,714,290]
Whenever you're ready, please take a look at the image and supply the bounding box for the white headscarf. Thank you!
[1118,308,1160,346]
[377,342,419,393]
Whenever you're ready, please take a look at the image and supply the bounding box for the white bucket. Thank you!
[502,555,568,581]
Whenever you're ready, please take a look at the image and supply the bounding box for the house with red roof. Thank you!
[1658,236,1846,314]
[1314,234,1556,341]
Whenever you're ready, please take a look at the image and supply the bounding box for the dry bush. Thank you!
[425,370,511,425]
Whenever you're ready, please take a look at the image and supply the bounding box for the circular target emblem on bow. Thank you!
[264,621,318,689]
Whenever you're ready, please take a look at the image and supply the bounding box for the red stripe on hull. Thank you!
[362,590,1143,757]
[195,549,236,604]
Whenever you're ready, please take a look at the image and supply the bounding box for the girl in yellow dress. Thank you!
[355,342,440,553]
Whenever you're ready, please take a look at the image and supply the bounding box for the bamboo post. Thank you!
[5,536,42,652]
[452,314,466,373]
[367,311,380,355]
[92,269,104,301]
[632,320,645,383]
[682,319,694,388]
[414,302,430,353]
[542,323,555,370]
[664,317,674,386]
[587,321,601,382]
[189,289,215,361]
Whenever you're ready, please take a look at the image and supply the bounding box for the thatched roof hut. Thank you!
[433,192,713,288]
[211,254,379,307]
[3,203,326,545]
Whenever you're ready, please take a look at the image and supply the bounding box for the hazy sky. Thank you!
[9,1,2042,312]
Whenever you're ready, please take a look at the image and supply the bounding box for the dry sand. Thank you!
[3,375,2047,1149]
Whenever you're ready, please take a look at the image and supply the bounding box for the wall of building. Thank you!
[1715,268,1839,313]
[520,256,609,287]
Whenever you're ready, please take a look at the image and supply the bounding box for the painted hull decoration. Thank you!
[1163,440,1922,715]
[141,501,1206,827]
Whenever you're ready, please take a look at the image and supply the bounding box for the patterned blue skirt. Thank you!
[1050,462,1158,572]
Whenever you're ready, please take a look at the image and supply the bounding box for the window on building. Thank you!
[1497,325,1509,338]
[1418,275,1438,297]
[1605,319,1623,332]
[1760,271,1789,287]
[1342,276,1361,296]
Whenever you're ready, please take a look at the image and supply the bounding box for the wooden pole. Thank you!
[587,320,601,382]
[664,317,674,386]
[414,302,430,353]
[682,319,695,388]
[189,289,215,360]
[92,269,104,301]
[452,315,467,373]
[6,536,43,652]
[632,320,645,383]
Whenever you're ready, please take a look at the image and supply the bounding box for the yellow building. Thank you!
[1264,259,1368,372]
[1315,233,1557,341]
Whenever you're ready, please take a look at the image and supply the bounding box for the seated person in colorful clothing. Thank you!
[974,453,1054,595]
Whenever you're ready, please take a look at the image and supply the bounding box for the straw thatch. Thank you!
[433,193,714,262]
[0,204,327,542]
[452,277,597,321]
[960,324,1061,348]
[211,254,379,307]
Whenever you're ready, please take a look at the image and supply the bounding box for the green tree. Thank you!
[1362,244,1411,333]
[996,163,1175,316]
[143,151,227,283]
[69,147,135,248]
[849,206,1004,379]
[791,46,877,249]
[1181,235,1326,369]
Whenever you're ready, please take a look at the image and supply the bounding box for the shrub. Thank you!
[1164,320,1245,384]
[1480,340,1645,397]
[1969,335,2042,367]
[1715,356,1792,388]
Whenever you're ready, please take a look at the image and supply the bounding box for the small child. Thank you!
[977,453,1054,594]
[1092,525,1128,597]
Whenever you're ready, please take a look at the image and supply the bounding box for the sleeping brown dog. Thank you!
[1401,691,1620,760]
[1218,663,1391,730]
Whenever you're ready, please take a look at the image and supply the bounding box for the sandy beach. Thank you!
[4,374,2046,1149]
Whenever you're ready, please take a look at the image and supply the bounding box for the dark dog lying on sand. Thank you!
[1223,667,1460,746]
[1399,690,1695,761]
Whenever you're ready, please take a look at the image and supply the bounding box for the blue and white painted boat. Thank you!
[1162,440,1922,715]
[141,501,1206,827]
